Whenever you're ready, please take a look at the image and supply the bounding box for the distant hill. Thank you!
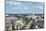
[5,13,44,16]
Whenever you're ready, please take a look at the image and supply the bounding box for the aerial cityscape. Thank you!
[5,0,44,31]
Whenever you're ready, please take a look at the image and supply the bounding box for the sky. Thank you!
[6,0,44,14]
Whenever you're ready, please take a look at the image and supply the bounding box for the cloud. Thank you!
[6,1,44,14]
